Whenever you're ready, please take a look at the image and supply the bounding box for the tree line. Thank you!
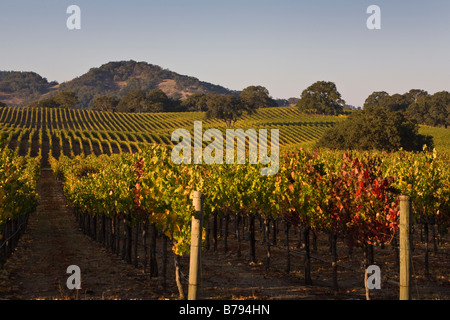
[364,90,450,128]
[296,81,450,128]
[293,81,449,152]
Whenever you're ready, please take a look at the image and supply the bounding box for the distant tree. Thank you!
[53,91,78,109]
[170,92,183,102]
[28,98,50,108]
[403,89,429,104]
[287,97,300,106]
[405,91,449,128]
[275,99,289,107]
[317,107,433,152]
[406,95,428,125]
[428,91,450,128]
[91,95,120,112]
[297,81,345,115]
[115,88,179,113]
[363,91,390,109]
[34,98,56,108]
[364,91,412,112]
[146,89,172,112]
[116,89,147,113]
[239,85,277,109]
[363,89,449,128]
[386,93,410,112]
[27,91,78,108]
[205,93,251,128]
[181,93,208,112]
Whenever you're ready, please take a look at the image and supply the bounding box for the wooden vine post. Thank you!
[399,195,411,300]
[188,191,204,300]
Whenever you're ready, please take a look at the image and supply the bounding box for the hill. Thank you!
[0,71,58,106]
[58,60,235,108]
[0,61,236,108]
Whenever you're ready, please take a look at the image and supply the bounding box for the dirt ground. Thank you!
[0,169,448,300]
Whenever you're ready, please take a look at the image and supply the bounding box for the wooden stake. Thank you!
[188,191,204,300]
[400,195,411,300]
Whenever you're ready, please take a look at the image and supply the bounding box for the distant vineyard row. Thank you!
[0,106,340,163]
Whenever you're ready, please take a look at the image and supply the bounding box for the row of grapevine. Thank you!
[49,144,450,297]
[384,148,450,274]
[0,145,41,267]
[49,144,201,297]
[0,106,336,153]
[0,125,146,164]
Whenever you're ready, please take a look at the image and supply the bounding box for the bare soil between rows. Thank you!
[0,169,448,300]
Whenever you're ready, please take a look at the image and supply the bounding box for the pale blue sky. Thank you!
[1,0,449,107]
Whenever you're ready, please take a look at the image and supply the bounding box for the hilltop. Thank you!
[0,71,58,106]
[0,61,235,108]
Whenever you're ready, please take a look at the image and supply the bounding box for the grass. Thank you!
[419,125,450,155]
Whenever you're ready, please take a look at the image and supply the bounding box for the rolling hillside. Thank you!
[0,60,236,108]
[0,71,58,106]
[0,106,344,166]
[58,60,235,108]
[2,103,449,169]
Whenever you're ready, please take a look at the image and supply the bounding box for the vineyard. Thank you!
[44,144,449,299]
[0,104,449,300]
[0,106,341,167]
[0,147,40,267]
